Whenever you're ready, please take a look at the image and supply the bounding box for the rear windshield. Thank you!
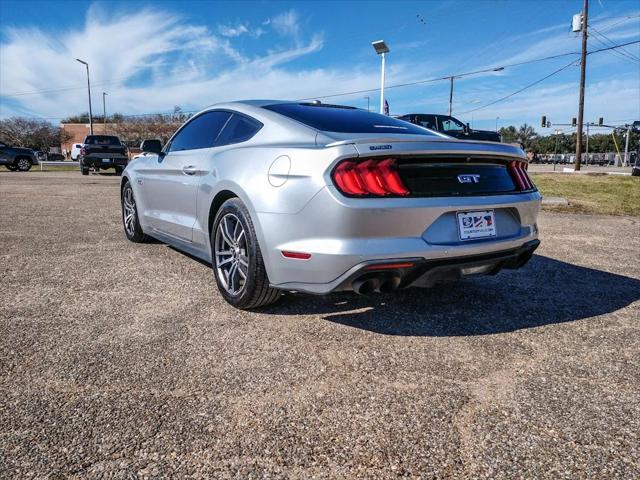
[84,136,121,145]
[262,103,436,135]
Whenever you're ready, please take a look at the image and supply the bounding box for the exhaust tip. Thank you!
[378,276,401,293]
[353,278,379,295]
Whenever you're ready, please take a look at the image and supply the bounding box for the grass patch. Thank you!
[1,165,79,172]
[531,173,640,216]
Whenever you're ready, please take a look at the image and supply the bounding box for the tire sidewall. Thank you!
[211,199,260,307]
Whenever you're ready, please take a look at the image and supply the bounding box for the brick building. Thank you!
[60,123,117,155]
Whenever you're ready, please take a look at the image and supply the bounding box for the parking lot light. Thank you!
[76,58,94,135]
[371,40,389,114]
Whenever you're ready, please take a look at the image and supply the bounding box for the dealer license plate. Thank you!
[457,210,497,240]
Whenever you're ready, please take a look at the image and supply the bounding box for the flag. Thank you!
[383,99,389,116]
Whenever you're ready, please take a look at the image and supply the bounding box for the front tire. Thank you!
[15,157,32,171]
[211,198,280,309]
[121,181,151,243]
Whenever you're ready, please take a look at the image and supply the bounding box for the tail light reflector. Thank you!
[332,158,409,197]
[508,160,534,191]
[281,251,311,260]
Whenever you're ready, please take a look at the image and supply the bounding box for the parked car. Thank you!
[70,143,83,160]
[79,135,128,175]
[0,141,37,171]
[121,101,540,309]
[47,152,65,161]
[398,113,502,142]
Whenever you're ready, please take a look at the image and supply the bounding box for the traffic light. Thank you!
[572,117,577,127]
[598,117,603,126]
[541,116,547,128]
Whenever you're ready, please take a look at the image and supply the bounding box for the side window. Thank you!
[440,116,465,132]
[168,111,232,152]
[215,114,263,146]
[417,115,437,130]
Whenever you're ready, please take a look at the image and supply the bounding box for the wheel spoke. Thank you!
[218,257,234,267]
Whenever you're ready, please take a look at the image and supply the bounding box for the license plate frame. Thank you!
[456,210,497,241]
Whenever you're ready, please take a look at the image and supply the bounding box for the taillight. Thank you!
[332,158,409,197]
[80,147,86,156]
[508,160,535,191]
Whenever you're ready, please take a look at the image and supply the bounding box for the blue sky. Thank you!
[0,0,638,132]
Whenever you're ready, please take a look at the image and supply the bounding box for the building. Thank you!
[59,123,116,155]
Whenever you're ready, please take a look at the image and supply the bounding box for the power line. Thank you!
[589,26,640,62]
[298,51,586,101]
[457,40,640,114]
[458,60,580,115]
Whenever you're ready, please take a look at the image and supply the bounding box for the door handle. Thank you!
[182,165,197,175]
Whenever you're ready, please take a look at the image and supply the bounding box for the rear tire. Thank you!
[211,198,280,309]
[6,165,17,171]
[80,160,89,175]
[121,181,151,243]
[115,165,124,175]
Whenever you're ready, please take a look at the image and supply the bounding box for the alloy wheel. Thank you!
[17,158,30,170]
[122,185,136,237]
[215,213,249,295]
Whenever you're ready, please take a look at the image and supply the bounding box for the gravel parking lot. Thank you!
[1,171,639,479]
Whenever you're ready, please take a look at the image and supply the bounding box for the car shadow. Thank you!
[261,255,640,336]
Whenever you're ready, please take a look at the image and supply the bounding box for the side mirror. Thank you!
[465,123,471,134]
[140,139,162,154]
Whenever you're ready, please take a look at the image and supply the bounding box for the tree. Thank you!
[498,125,518,144]
[0,117,71,152]
[516,123,538,150]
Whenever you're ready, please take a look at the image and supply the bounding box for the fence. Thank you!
[531,151,638,167]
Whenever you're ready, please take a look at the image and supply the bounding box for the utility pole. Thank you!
[364,96,370,112]
[102,92,108,134]
[623,125,631,166]
[585,122,589,165]
[448,76,454,116]
[574,0,589,171]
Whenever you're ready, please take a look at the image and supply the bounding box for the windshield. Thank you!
[84,136,121,145]
[263,103,437,135]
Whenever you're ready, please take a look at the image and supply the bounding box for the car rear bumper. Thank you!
[258,186,541,293]
[81,156,128,167]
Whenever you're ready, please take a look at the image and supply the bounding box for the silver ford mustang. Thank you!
[121,100,541,309]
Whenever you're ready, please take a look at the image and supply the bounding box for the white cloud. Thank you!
[0,6,392,120]
[218,22,265,38]
[271,10,300,37]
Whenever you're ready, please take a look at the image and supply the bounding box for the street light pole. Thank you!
[371,40,389,115]
[102,92,108,134]
[76,58,93,135]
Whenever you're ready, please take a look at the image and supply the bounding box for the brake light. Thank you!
[332,158,409,197]
[80,147,86,156]
[508,160,534,191]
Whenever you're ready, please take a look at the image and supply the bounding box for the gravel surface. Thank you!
[1,171,639,479]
